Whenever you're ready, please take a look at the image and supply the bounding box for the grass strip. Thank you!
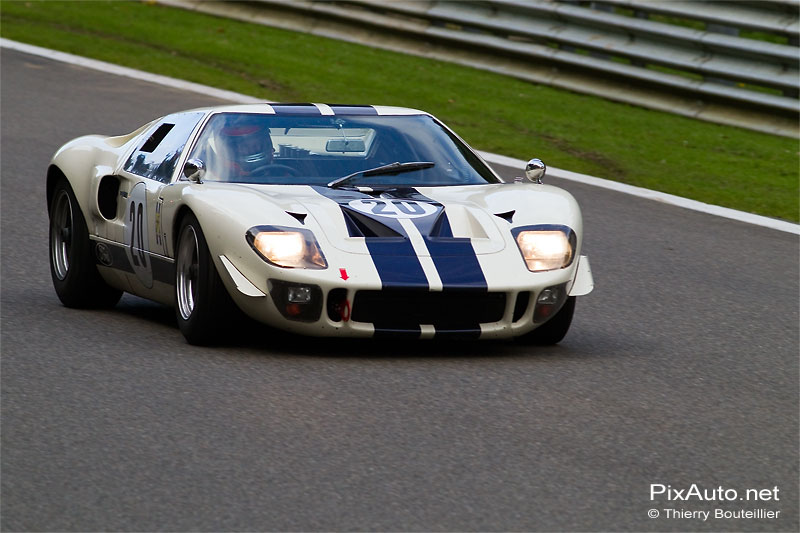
[1,0,797,222]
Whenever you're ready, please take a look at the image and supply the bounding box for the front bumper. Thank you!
[219,254,593,339]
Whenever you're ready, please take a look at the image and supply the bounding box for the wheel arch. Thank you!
[46,164,68,213]
[47,175,123,308]
[172,204,196,254]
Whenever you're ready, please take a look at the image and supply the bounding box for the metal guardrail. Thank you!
[160,0,799,136]
[597,0,799,41]
[268,0,799,112]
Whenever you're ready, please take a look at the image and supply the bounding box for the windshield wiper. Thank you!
[327,161,435,189]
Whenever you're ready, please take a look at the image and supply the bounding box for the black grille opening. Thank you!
[352,290,506,330]
[327,288,349,322]
[513,291,531,322]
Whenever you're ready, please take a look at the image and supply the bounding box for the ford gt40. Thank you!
[47,104,593,344]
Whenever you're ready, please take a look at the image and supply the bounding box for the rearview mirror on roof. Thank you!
[326,139,366,153]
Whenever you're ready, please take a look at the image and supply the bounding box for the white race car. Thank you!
[48,104,593,344]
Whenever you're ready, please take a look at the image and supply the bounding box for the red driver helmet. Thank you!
[218,116,274,173]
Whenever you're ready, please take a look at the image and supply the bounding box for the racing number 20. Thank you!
[129,200,147,267]
[362,200,426,216]
[347,198,439,219]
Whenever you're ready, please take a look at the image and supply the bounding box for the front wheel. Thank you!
[49,178,122,308]
[516,296,576,345]
[174,213,233,345]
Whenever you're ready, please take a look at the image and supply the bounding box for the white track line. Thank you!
[3,38,797,235]
[0,38,261,105]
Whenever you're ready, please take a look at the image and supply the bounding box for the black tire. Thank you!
[516,296,576,345]
[174,213,233,345]
[49,178,122,308]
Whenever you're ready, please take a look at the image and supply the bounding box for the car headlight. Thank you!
[513,226,575,272]
[246,226,327,269]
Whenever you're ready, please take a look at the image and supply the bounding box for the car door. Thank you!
[115,111,205,292]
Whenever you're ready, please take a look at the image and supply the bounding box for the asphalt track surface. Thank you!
[1,48,798,532]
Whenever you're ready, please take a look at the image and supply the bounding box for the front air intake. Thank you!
[351,290,506,330]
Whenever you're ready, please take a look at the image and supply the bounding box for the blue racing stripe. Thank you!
[380,190,488,291]
[327,105,379,116]
[367,239,428,289]
[433,328,482,340]
[310,186,428,289]
[424,213,487,290]
[373,327,422,339]
[270,104,322,115]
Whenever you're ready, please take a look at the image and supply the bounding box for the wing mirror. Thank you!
[524,158,546,184]
[183,159,206,183]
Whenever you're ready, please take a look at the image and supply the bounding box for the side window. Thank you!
[124,112,204,182]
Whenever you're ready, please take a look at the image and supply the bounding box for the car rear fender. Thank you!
[47,129,146,226]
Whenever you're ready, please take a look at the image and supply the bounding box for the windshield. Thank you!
[186,112,500,186]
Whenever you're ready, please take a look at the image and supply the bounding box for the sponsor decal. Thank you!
[95,242,113,266]
[154,197,168,255]
[92,239,175,285]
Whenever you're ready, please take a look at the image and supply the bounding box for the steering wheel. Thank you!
[250,163,301,177]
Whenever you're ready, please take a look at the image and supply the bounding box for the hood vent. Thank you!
[341,207,403,238]
[494,210,515,224]
[287,212,307,225]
